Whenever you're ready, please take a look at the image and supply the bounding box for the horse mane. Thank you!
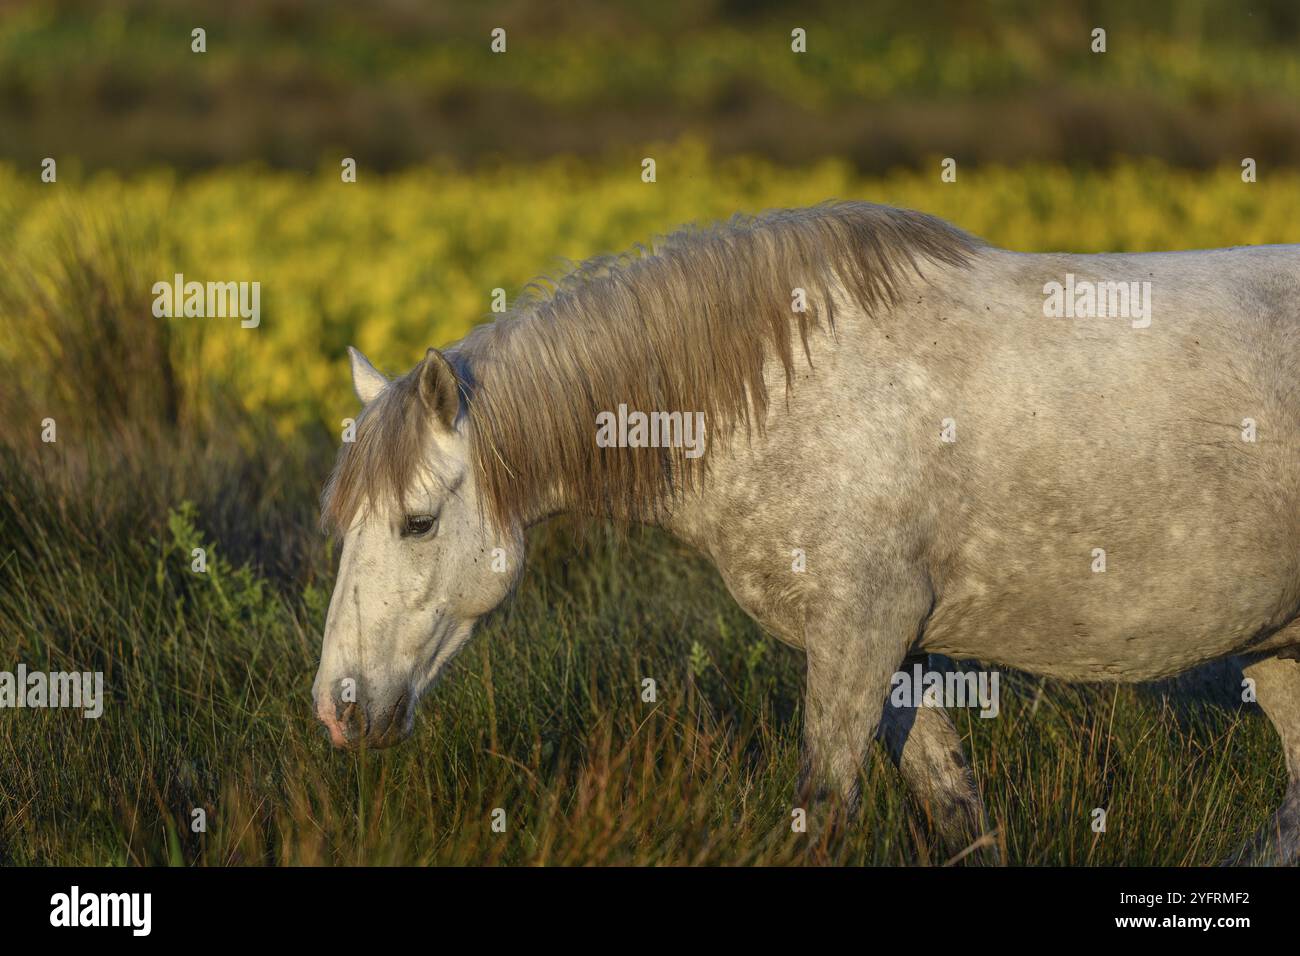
[322,201,982,533]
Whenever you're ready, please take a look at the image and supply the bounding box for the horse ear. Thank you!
[348,347,388,405]
[418,348,460,429]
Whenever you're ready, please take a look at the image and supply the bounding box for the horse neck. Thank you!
[456,317,726,547]
[513,473,709,539]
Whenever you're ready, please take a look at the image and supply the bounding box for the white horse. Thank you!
[313,202,1300,863]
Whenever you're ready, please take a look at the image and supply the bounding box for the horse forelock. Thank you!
[320,367,429,534]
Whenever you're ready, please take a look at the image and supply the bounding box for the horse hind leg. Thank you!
[877,656,993,859]
[1228,648,1300,865]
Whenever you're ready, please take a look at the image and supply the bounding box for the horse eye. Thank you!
[402,514,438,538]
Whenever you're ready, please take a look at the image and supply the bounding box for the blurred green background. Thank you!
[4,0,1300,172]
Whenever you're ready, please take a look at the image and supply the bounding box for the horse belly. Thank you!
[918,492,1300,681]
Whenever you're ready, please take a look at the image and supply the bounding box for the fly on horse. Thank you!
[314,202,1300,864]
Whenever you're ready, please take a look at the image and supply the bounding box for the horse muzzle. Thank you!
[316,682,413,750]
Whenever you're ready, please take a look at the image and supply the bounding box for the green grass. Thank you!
[0,408,1287,866]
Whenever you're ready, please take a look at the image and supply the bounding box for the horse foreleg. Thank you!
[796,583,930,825]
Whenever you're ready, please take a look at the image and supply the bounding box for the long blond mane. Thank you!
[323,202,980,532]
